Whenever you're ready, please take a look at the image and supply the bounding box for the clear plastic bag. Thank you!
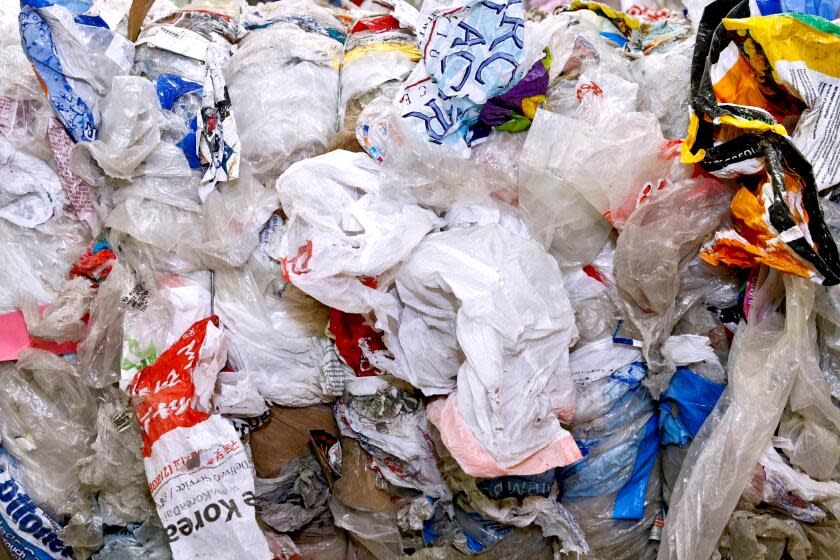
[659,273,814,560]
[614,179,732,397]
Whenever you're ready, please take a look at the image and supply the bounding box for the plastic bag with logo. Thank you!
[19,0,135,143]
[127,316,273,560]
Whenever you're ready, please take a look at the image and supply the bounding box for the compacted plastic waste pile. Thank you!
[2,0,840,557]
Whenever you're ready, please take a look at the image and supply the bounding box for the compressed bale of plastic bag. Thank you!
[225,0,344,180]
[560,339,659,560]
[338,14,419,140]
[132,7,241,191]
[659,272,814,560]
[614,178,732,396]
[134,7,239,83]
[0,351,96,518]
[392,224,581,475]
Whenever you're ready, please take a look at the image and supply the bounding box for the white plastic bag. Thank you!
[393,224,581,474]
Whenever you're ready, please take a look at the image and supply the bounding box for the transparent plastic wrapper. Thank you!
[659,272,814,560]
[19,0,135,143]
[77,396,154,527]
[519,108,612,267]
[630,37,693,140]
[275,150,438,317]
[614,178,732,396]
[226,0,344,180]
[376,122,526,210]
[394,224,581,475]
[72,76,162,180]
[0,350,96,518]
[717,509,840,560]
[77,258,132,388]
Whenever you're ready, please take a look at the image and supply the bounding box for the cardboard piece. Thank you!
[250,405,339,478]
[128,0,155,41]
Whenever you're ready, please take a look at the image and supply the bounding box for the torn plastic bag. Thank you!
[742,445,840,523]
[77,258,133,389]
[683,0,840,284]
[518,103,685,230]
[226,0,344,180]
[659,272,814,560]
[19,236,116,345]
[254,454,331,534]
[275,149,438,316]
[376,123,526,211]
[614,178,732,396]
[128,316,272,560]
[19,0,135,142]
[335,377,450,499]
[393,224,581,475]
